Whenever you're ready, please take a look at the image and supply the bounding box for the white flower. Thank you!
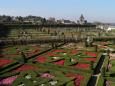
[52,57,60,60]
[39,84,45,86]
[33,80,37,83]
[71,58,75,62]
[78,55,81,56]
[25,75,32,79]
[49,81,57,86]
[63,53,67,55]
[18,84,25,86]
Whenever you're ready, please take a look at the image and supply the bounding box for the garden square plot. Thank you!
[73,63,90,69]
[35,56,48,63]
[0,59,13,68]
[84,58,96,62]
[13,64,38,72]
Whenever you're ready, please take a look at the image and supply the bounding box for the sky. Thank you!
[0,0,115,23]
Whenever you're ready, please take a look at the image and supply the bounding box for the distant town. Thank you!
[0,14,115,31]
[0,14,89,25]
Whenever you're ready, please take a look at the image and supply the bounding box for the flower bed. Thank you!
[74,63,90,69]
[0,76,17,86]
[84,52,97,57]
[66,73,84,86]
[84,58,96,62]
[53,49,65,53]
[35,56,48,63]
[0,59,13,67]
[53,60,65,66]
[26,48,40,57]
[70,50,79,55]
[14,65,38,72]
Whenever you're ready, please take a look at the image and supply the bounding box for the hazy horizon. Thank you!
[0,0,115,23]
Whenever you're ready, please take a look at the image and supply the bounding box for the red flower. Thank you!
[35,56,47,63]
[71,50,78,55]
[14,65,38,72]
[74,75,84,86]
[53,60,65,66]
[74,63,90,69]
[0,59,12,67]
[84,58,96,62]
[84,52,97,57]
[53,49,65,53]
[66,73,84,86]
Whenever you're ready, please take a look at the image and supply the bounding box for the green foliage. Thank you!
[66,81,75,86]
[101,67,106,77]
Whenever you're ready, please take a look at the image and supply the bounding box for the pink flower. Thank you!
[0,76,17,85]
[40,73,54,78]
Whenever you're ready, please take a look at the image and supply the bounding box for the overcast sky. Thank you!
[0,0,115,23]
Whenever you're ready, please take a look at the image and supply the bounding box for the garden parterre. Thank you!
[0,43,102,86]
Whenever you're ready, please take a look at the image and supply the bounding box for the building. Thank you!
[107,26,115,31]
[61,19,75,24]
[77,14,87,25]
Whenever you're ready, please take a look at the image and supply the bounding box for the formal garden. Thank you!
[0,40,109,86]
[0,26,115,86]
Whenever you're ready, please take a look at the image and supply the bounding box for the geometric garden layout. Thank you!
[0,41,115,86]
